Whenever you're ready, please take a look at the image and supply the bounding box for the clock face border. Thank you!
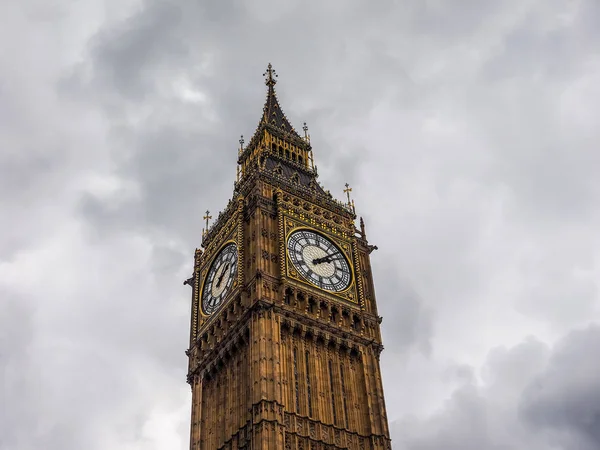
[286,228,353,293]
[199,240,239,317]
[283,222,358,303]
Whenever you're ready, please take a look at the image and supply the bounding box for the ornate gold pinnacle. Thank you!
[343,183,353,205]
[202,210,212,237]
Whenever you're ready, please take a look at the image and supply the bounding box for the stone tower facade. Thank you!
[185,64,391,450]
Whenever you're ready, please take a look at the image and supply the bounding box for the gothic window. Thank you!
[293,347,300,413]
[284,288,293,305]
[331,307,338,325]
[292,153,297,162]
[329,359,337,425]
[286,149,290,159]
[296,292,305,310]
[308,298,316,314]
[291,172,300,184]
[299,155,304,165]
[305,350,313,417]
[279,146,283,157]
[340,363,349,429]
[353,315,361,332]
[320,301,329,320]
[342,310,350,327]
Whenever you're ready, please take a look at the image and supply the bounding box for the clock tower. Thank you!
[185,64,392,450]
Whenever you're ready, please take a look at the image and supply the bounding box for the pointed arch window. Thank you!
[293,347,300,413]
[329,359,337,425]
[305,350,313,417]
[340,363,349,428]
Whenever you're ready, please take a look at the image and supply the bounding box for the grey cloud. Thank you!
[374,260,434,356]
[1,294,36,449]
[392,327,600,450]
[521,325,600,449]
[89,1,188,101]
[3,0,600,448]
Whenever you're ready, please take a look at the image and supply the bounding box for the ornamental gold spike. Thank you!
[343,183,353,205]
[303,122,311,142]
[202,210,212,237]
[238,135,244,156]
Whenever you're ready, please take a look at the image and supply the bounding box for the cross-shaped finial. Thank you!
[239,135,244,148]
[303,122,309,139]
[263,63,277,86]
[202,210,212,236]
[343,183,353,205]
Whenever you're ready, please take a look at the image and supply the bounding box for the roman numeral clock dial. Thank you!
[286,230,352,292]
[201,243,238,315]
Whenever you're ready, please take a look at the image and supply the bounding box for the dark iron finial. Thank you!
[263,63,278,86]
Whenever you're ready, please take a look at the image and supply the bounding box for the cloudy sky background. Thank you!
[2,0,600,449]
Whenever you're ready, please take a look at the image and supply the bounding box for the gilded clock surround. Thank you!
[284,223,357,302]
[199,240,239,316]
[285,227,353,293]
[184,64,391,450]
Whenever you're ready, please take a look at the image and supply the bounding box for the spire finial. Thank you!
[344,183,356,213]
[302,122,310,142]
[344,183,353,205]
[239,135,244,155]
[263,63,277,87]
[202,210,212,237]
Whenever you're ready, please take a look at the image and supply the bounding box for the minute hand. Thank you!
[313,253,343,265]
[215,263,230,288]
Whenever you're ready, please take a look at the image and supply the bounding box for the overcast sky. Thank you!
[2,1,600,449]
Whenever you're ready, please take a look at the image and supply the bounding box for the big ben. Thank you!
[185,64,392,450]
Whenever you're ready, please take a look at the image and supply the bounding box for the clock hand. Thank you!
[215,263,230,288]
[313,252,341,265]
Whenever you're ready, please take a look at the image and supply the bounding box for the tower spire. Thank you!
[256,63,300,137]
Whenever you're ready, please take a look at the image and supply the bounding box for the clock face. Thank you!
[287,230,352,292]
[201,243,238,315]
